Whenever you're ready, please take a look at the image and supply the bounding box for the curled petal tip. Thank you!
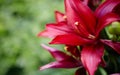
[41,44,45,47]
[37,30,49,37]
[101,40,120,54]
[41,44,56,52]
[110,73,120,75]
[37,32,42,37]
[39,65,50,71]
[39,67,44,71]
[55,11,65,23]
[39,62,56,71]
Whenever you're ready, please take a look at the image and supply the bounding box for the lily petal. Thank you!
[81,43,104,75]
[50,33,93,46]
[65,0,96,34]
[41,44,71,61]
[101,39,120,54]
[55,11,65,22]
[96,13,120,36]
[40,60,81,70]
[82,0,89,5]
[110,73,120,75]
[38,22,72,38]
[95,0,120,18]
[40,44,82,70]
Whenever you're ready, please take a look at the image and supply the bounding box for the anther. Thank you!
[64,46,68,51]
[63,15,67,20]
[74,22,79,26]
[88,34,96,39]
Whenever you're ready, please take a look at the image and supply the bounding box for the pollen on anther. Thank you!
[64,46,68,51]
[63,15,67,20]
[88,34,96,39]
[74,22,79,26]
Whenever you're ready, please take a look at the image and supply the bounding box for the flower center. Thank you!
[74,22,96,40]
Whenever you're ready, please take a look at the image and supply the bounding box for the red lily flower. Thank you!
[38,0,120,75]
[40,44,85,75]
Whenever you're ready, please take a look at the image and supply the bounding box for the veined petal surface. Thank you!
[38,22,72,38]
[96,13,120,36]
[81,43,104,75]
[50,33,93,45]
[101,39,120,54]
[65,0,96,34]
[95,0,120,18]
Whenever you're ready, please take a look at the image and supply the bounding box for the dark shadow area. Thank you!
[6,66,24,75]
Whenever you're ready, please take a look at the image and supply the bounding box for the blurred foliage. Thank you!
[0,0,76,75]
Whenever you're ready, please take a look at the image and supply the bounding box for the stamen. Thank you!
[63,15,67,20]
[88,34,96,39]
[64,46,68,51]
[74,22,79,26]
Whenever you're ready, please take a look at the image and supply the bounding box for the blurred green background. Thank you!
[0,0,77,75]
